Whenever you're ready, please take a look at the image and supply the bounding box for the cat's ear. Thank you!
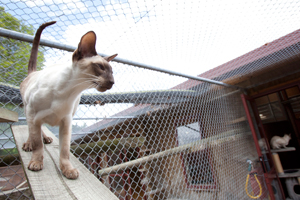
[104,54,118,62]
[73,31,98,61]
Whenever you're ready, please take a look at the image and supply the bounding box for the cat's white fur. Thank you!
[20,21,117,179]
[258,138,267,150]
[270,134,291,149]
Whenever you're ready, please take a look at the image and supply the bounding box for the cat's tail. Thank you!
[28,21,56,74]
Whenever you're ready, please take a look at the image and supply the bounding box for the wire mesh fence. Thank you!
[2,0,300,199]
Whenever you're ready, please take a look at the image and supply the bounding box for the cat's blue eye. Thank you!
[98,64,105,70]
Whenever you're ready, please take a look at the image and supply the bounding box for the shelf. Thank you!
[261,147,296,154]
[278,169,300,178]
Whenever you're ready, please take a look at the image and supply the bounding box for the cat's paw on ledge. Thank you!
[22,141,33,152]
[28,160,43,171]
[43,135,53,144]
[62,168,79,180]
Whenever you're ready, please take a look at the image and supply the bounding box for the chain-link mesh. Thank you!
[2,0,300,199]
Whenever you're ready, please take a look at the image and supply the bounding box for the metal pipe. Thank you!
[18,116,136,121]
[114,57,243,90]
[0,27,243,90]
[0,27,77,52]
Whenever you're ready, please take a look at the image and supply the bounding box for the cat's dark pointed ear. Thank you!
[73,31,97,61]
[104,54,118,62]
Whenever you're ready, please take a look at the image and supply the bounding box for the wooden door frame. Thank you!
[241,94,285,200]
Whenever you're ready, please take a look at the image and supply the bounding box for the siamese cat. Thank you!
[20,21,117,179]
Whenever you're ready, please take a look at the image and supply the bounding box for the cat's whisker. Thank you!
[71,81,89,89]
[82,72,99,79]
[80,73,98,80]
[71,79,97,89]
[86,83,97,90]
[67,77,94,83]
[68,76,100,89]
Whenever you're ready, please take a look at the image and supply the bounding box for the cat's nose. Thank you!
[106,80,114,89]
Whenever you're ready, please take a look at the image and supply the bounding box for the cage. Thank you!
[2,1,300,199]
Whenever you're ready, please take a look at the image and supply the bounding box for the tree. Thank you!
[0,6,45,86]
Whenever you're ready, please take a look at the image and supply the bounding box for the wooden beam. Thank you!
[98,129,251,176]
[98,141,196,176]
[70,137,145,155]
[11,125,118,200]
[0,108,18,122]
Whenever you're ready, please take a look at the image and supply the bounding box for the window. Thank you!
[176,122,201,146]
[255,93,287,123]
[183,150,216,188]
[285,86,300,98]
[284,86,300,118]
[176,120,216,190]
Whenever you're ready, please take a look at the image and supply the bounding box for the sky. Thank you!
[3,0,300,76]
[4,0,300,76]
[2,0,300,126]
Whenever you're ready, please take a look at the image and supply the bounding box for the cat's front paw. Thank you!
[43,136,53,144]
[28,160,43,171]
[62,168,79,179]
[22,142,33,152]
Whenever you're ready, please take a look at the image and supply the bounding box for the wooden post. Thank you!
[99,141,198,176]
[272,153,284,174]
[0,108,18,122]
[98,129,249,176]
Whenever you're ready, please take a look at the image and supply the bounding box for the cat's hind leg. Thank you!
[24,121,44,171]
[42,130,53,144]
[23,129,53,151]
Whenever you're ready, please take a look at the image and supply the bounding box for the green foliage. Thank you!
[0,6,45,86]
[0,147,18,156]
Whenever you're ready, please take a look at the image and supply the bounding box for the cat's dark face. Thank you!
[73,54,117,92]
[91,57,115,92]
[72,31,117,92]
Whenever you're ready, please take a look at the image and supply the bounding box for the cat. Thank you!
[258,138,267,150]
[20,21,117,179]
[270,134,291,149]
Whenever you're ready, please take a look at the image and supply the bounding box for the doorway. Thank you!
[245,82,300,199]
